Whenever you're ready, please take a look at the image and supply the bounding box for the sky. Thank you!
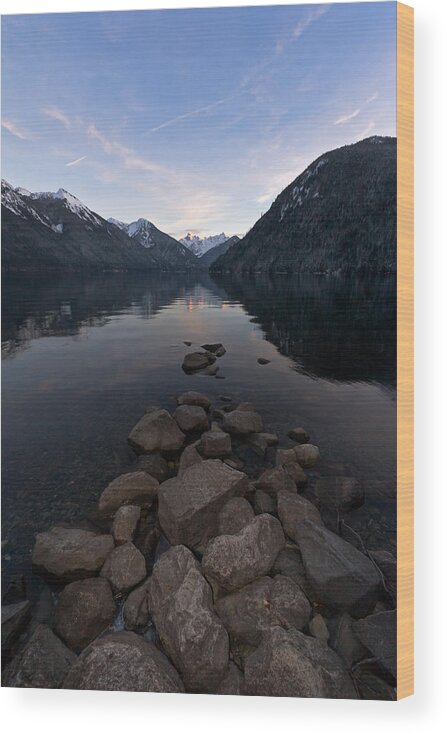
[1,2,396,238]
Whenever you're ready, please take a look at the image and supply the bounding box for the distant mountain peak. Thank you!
[180,231,230,257]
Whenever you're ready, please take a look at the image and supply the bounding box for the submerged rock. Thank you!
[32,527,114,583]
[176,390,211,411]
[98,471,158,518]
[315,476,364,512]
[201,343,226,357]
[100,542,146,594]
[158,460,248,549]
[202,514,285,591]
[244,626,357,699]
[215,575,311,646]
[54,578,116,653]
[294,521,381,616]
[174,404,209,433]
[223,409,263,435]
[4,624,76,689]
[128,409,185,455]
[147,545,229,692]
[63,631,184,692]
[112,505,141,545]
[2,600,30,653]
[293,444,320,468]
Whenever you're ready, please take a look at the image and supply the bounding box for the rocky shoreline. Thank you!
[2,373,397,698]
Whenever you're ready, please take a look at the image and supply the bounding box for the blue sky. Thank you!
[1,2,396,237]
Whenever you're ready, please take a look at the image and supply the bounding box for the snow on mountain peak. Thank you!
[180,232,229,257]
[126,218,156,247]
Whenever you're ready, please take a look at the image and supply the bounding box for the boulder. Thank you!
[259,432,278,446]
[352,611,397,679]
[4,624,76,689]
[283,461,308,488]
[331,612,368,669]
[217,497,255,536]
[244,626,357,699]
[275,448,297,466]
[100,542,146,594]
[255,467,296,497]
[128,409,185,455]
[352,659,396,700]
[257,357,270,365]
[294,521,381,616]
[2,600,30,653]
[370,550,397,601]
[215,575,311,646]
[204,363,219,376]
[293,444,320,468]
[182,351,215,373]
[112,505,141,545]
[271,546,314,601]
[98,471,158,518]
[176,390,211,411]
[147,545,229,692]
[202,514,285,591]
[32,527,114,583]
[54,578,115,653]
[247,433,268,458]
[216,662,244,695]
[201,343,226,357]
[223,410,263,435]
[287,427,310,444]
[277,491,322,541]
[63,631,184,692]
[308,614,330,643]
[315,476,364,512]
[174,404,208,433]
[133,453,169,483]
[236,402,256,412]
[178,441,203,474]
[253,489,276,515]
[123,578,151,631]
[158,460,248,549]
[200,430,232,459]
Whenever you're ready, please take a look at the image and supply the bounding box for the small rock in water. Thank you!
[257,357,270,365]
[112,505,141,545]
[223,409,263,435]
[204,363,219,376]
[293,443,320,468]
[98,471,158,518]
[183,341,192,346]
[287,427,310,443]
[201,343,226,357]
[128,409,185,455]
[176,390,211,411]
[174,404,209,433]
[182,351,215,373]
[315,476,364,512]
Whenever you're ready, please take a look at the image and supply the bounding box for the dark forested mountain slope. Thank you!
[200,235,241,268]
[211,136,396,274]
[123,218,202,270]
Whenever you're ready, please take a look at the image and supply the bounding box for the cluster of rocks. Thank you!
[182,343,226,378]
[2,391,397,699]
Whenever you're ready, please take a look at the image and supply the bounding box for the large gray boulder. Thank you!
[100,542,146,593]
[174,405,208,433]
[112,505,141,545]
[4,624,76,689]
[277,490,322,541]
[217,497,255,536]
[293,444,320,468]
[294,521,381,616]
[158,460,248,549]
[32,527,114,583]
[98,471,158,518]
[255,467,297,497]
[315,476,364,512]
[177,441,203,474]
[215,575,311,646]
[2,600,30,653]
[287,427,310,443]
[202,514,285,591]
[128,409,185,455]
[352,611,397,678]
[147,545,229,692]
[54,578,116,653]
[244,626,357,699]
[176,390,211,411]
[63,631,184,692]
[223,409,263,435]
[200,430,232,459]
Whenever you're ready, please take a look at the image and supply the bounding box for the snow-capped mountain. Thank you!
[179,232,230,258]
[123,218,202,269]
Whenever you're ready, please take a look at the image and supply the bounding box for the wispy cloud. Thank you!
[43,106,71,129]
[1,118,32,140]
[65,155,87,167]
[87,123,165,173]
[276,5,328,54]
[366,92,379,104]
[150,94,235,133]
[334,108,361,125]
[359,120,375,139]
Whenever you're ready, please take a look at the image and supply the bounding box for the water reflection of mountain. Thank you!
[1,273,205,358]
[212,273,396,386]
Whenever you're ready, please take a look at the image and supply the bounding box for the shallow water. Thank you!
[1,271,396,595]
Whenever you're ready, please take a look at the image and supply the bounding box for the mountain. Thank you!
[200,235,241,268]
[211,136,397,274]
[107,217,202,270]
[180,232,229,258]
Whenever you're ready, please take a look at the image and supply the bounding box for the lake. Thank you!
[1,271,396,598]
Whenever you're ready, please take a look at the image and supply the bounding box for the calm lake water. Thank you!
[1,272,396,595]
